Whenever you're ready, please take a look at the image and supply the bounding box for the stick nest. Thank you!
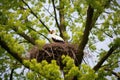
[28,42,78,68]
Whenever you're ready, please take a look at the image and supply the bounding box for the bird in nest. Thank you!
[49,30,64,43]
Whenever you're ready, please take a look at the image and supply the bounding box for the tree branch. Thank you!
[0,38,49,79]
[21,0,50,32]
[76,0,112,66]
[27,26,51,42]
[76,5,94,66]
[10,68,14,80]
[13,27,35,45]
[104,68,120,78]
[0,38,23,64]
[52,0,60,28]
[101,61,120,68]
[59,0,65,39]
[94,26,113,38]
[43,6,54,17]
[93,46,118,71]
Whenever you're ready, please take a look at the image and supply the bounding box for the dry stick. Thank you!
[44,50,51,57]
[50,46,55,59]
[21,0,50,32]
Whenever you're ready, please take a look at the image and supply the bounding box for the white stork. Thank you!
[49,30,64,43]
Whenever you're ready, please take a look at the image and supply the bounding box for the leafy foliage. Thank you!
[24,59,62,80]
[0,0,120,80]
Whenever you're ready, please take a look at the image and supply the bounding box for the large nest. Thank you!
[28,43,78,68]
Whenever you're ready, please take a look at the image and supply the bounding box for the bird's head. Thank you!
[49,30,55,34]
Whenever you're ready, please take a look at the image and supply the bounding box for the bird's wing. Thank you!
[51,35,64,41]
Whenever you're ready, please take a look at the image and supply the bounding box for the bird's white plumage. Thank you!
[49,30,64,42]
[51,34,64,42]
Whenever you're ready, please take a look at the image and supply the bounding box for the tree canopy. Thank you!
[0,0,120,80]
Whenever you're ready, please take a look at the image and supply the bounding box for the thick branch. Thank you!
[76,6,94,66]
[76,0,112,66]
[93,46,118,71]
[0,38,23,64]
[0,38,49,79]
[79,5,94,51]
[21,0,50,32]
[52,0,60,29]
